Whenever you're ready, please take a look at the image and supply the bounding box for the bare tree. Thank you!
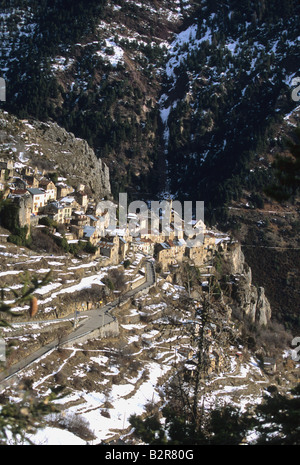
[157,288,231,436]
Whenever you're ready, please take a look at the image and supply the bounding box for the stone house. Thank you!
[202,233,217,261]
[83,225,99,245]
[56,182,74,199]
[131,237,154,255]
[102,227,131,260]
[185,244,204,266]
[69,224,84,240]
[156,239,186,271]
[0,160,14,181]
[71,211,89,227]
[87,214,99,228]
[215,234,230,252]
[87,214,106,237]
[99,235,119,264]
[44,201,72,224]
[39,178,57,202]
[75,191,88,210]
[64,231,75,242]
[140,230,166,244]
[139,212,166,243]
[60,196,81,211]
[27,188,46,215]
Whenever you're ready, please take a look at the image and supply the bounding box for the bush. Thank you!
[7,234,23,246]
[30,229,61,254]
[51,413,95,441]
[84,241,97,254]
[250,193,264,209]
[123,259,131,269]
[53,235,69,253]
[39,216,58,228]
[7,224,30,247]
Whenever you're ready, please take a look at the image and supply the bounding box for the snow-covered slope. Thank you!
[160,0,300,204]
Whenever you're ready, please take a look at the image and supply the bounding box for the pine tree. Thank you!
[255,384,300,444]
[265,127,300,201]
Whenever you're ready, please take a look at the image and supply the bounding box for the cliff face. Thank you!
[33,120,111,201]
[228,243,272,326]
[0,111,111,201]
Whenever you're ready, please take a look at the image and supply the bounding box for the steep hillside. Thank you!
[1,0,299,206]
[0,1,299,446]
[160,0,300,211]
[0,236,297,445]
[1,0,299,325]
[0,110,111,200]
[0,0,197,199]
[224,107,300,330]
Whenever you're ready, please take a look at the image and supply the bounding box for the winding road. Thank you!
[0,260,156,386]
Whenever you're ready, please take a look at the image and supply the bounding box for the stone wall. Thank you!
[130,273,147,290]
[64,320,119,347]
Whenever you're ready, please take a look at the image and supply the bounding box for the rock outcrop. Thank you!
[0,111,111,202]
[228,243,272,326]
[33,121,111,201]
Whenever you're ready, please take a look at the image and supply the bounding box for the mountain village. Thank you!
[0,158,231,273]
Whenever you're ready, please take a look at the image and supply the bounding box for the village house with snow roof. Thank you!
[83,225,100,245]
[56,181,74,199]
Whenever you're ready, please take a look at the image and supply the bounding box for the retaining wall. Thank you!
[63,320,119,347]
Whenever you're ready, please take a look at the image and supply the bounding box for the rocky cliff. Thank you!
[228,242,272,326]
[33,120,111,201]
[0,111,111,201]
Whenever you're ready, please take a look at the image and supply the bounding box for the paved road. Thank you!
[0,260,156,385]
